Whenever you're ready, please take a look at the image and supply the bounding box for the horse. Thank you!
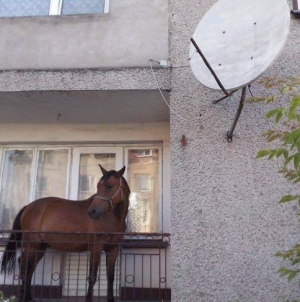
[1,165,130,302]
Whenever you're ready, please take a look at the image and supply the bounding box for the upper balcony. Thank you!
[0,0,169,70]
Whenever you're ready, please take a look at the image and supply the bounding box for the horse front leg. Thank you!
[86,246,102,302]
[105,245,120,302]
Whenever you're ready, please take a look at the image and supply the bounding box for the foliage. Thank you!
[257,76,300,283]
[0,292,15,302]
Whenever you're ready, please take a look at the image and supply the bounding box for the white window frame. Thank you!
[0,143,166,232]
[49,0,110,16]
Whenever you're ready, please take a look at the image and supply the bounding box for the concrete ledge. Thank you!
[0,68,170,92]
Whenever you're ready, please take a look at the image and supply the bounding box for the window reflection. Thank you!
[127,149,159,232]
[78,153,115,200]
[62,0,105,15]
[0,0,50,17]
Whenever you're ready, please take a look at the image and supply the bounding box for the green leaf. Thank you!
[285,155,295,166]
[256,149,271,158]
[283,149,289,159]
[279,195,300,204]
[266,109,281,119]
[295,153,300,170]
[266,95,276,104]
[288,96,300,121]
[278,267,292,276]
[268,150,278,160]
[275,148,285,158]
[275,110,285,123]
[285,129,300,144]
[292,257,300,265]
[288,270,299,281]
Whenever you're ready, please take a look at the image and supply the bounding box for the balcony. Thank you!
[0,231,171,302]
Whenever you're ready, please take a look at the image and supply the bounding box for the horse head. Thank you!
[88,165,126,220]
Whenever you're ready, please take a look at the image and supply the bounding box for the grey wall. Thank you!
[0,0,168,70]
[170,0,300,301]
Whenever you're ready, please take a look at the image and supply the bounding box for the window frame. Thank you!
[0,143,165,233]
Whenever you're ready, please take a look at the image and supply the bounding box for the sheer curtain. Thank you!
[35,150,69,200]
[0,150,33,229]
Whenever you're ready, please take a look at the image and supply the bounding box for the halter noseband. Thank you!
[94,177,123,210]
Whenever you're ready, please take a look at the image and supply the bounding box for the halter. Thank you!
[94,177,123,210]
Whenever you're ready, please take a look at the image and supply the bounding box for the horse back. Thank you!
[20,196,126,250]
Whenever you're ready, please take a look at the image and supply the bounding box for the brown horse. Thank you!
[1,165,130,302]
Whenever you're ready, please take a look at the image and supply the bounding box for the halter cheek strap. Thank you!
[94,178,123,210]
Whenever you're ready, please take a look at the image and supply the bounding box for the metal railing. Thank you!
[0,231,171,302]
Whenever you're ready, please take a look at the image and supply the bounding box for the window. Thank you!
[0,145,163,232]
[126,149,161,233]
[0,0,109,18]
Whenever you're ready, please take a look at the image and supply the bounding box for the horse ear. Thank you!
[99,164,107,175]
[117,166,126,176]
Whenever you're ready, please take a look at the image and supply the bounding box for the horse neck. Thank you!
[114,181,130,227]
[116,198,129,222]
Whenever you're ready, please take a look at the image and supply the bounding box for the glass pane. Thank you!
[35,150,69,200]
[0,0,50,17]
[78,153,115,200]
[0,150,33,229]
[127,149,159,232]
[62,0,105,15]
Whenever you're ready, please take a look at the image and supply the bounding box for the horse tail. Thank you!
[1,206,26,275]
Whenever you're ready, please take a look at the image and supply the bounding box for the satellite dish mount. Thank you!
[189,0,290,142]
[191,37,246,142]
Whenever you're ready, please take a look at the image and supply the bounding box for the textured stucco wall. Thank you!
[0,0,168,70]
[170,0,300,301]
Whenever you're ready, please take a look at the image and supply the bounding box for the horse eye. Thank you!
[106,185,113,190]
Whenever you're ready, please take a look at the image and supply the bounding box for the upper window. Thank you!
[0,0,109,18]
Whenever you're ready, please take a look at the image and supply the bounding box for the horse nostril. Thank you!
[89,208,96,216]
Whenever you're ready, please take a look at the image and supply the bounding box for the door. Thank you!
[63,147,123,297]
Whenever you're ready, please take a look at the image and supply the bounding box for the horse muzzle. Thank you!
[88,206,103,220]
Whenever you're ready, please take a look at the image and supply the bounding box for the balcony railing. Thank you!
[0,231,171,302]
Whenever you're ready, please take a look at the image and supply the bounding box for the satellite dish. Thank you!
[189,0,290,141]
[190,0,290,91]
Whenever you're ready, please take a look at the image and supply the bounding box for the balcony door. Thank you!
[63,147,123,297]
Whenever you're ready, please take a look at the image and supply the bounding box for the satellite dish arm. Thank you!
[227,86,247,142]
[190,38,230,97]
